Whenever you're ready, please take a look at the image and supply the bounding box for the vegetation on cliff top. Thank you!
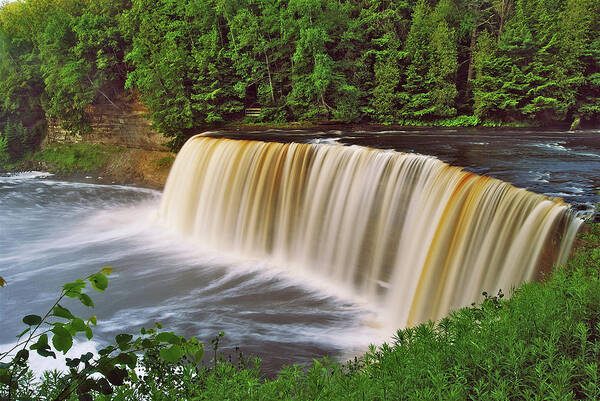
[0,0,599,158]
[1,222,600,400]
[33,143,124,174]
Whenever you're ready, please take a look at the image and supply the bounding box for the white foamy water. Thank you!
[0,173,383,375]
[0,341,98,376]
[0,171,54,183]
[160,136,582,330]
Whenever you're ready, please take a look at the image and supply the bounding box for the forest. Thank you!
[0,0,599,156]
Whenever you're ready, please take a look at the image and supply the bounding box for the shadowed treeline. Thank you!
[0,0,598,159]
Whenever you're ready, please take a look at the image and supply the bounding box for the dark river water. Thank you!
[1,128,598,375]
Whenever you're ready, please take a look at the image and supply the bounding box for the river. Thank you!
[1,128,598,375]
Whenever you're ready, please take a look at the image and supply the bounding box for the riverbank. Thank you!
[217,116,562,133]
[0,142,174,189]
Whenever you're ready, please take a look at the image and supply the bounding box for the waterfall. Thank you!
[159,136,583,328]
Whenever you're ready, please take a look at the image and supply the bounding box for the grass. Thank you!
[153,155,175,171]
[220,116,541,132]
[32,143,124,174]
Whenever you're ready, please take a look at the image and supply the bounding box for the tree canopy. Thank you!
[0,0,598,153]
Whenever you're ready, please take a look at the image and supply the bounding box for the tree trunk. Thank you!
[264,51,275,103]
[466,24,478,96]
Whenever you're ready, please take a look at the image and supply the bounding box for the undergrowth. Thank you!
[33,143,124,174]
[153,155,175,171]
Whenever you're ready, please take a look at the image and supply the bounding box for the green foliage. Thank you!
[153,155,175,171]
[0,1,46,154]
[1,0,599,156]
[33,143,123,174]
[0,132,9,166]
[0,120,43,162]
[400,0,459,120]
[0,267,206,401]
[473,0,600,125]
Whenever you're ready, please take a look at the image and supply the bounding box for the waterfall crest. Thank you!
[159,136,582,328]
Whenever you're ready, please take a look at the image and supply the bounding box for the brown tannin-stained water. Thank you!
[160,136,582,328]
[1,128,598,375]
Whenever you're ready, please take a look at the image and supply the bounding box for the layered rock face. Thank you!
[45,101,167,151]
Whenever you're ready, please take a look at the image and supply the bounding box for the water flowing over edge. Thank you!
[159,135,583,329]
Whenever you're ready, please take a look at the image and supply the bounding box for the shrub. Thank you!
[33,143,123,174]
[0,134,10,166]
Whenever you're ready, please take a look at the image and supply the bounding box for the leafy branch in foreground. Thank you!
[0,267,204,401]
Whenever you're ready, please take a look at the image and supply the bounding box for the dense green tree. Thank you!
[122,0,243,144]
[552,0,599,123]
[282,0,358,121]
[577,30,600,123]
[473,0,599,125]
[357,0,412,122]
[74,0,130,107]
[401,0,458,120]
[1,0,599,154]
[0,1,45,158]
[38,5,95,133]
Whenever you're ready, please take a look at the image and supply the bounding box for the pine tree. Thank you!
[400,0,458,120]
[360,0,412,123]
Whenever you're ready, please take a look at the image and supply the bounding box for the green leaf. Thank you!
[79,293,94,308]
[89,273,108,292]
[98,346,115,356]
[126,353,137,370]
[31,333,56,358]
[0,370,10,385]
[63,280,86,298]
[66,358,80,368]
[100,266,113,276]
[116,334,133,350]
[52,326,74,353]
[37,348,56,358]
[85,326,93,340]
[89,315,97,326]
[53,305,74,319]
[16,328,30,339]
[78,378,96,394]
[115,333,133,345]
[23,315,42,326]
[156,332,176,343]
[106,367,127,386]
[159,345,185,363]
[194,347,204,363]
[116,352,137,369]
[71,318,86,332]
[81,352,93,363]
[15,349,29,365]
[97,377,113,395]
[30,333,49,350]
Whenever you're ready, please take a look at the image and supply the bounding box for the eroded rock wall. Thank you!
[45,101,167,151]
